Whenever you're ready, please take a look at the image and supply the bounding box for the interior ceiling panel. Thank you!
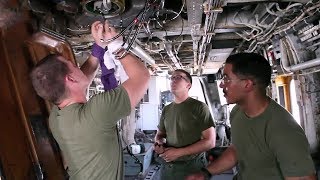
[22,0,320,76]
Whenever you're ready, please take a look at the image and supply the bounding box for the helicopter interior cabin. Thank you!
[1,0,320,179]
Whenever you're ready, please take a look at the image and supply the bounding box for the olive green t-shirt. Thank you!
[231,99,315,180]
[49,86,131,180]
[158,97,215,160]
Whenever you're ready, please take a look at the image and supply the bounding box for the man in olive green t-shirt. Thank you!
[186,53,316,180]
[30,21,150,180]
[154,69,216,180]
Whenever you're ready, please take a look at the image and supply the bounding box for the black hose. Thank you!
[126,145,143,174]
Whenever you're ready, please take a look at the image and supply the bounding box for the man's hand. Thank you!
[153,137,167,154]
[185,172,206,180]
[159,147,182,162]
[102,21,121,44]
[153,142,165,154]
[91,21,104,48]
[91,20,121,49]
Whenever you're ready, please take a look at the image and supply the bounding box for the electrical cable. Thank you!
[173,14,184,42]
[125,146,143,174]
[119,125,144,175]
[164,0,185,22]
[106,0,162,59]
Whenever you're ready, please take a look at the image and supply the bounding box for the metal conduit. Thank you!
[164,42,182,69]
[280,38,320,72]
[278,7,320,37]
[130,43,156,65]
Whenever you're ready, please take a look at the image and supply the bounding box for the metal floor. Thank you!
[125,173,234,180]
[124,162,320,180]
[125,164,234,180]
[211,174,234,180]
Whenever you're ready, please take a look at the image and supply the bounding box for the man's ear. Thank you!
[244,79,255,91]
[66,74,76,83]
[187,83,192,90]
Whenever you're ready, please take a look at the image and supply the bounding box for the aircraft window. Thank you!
[290,79,301,125]
[277,86,285,108]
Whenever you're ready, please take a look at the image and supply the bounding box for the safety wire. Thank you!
[101,0,160,59]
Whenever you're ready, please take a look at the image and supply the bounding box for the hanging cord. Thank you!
[119,122,143,175]
[126,145,143,174]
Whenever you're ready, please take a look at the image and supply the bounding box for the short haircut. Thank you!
[30,54,70,105]
[174,69,192,84]
[225,53,271,89]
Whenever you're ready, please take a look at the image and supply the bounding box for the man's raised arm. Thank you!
[100,21,150,108]
[80,21,106,82]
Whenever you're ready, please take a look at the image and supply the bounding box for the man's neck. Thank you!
[174,93,189,104]
[239,94,270,118]
[58,96,86,109]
